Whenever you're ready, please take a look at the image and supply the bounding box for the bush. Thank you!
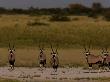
[72,17,79,21]
[49,14,71,21]
[103,11,110,21]
[88,12,98,19]
[27,21,49,26]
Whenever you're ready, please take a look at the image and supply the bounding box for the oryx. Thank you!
[38,43,46,71]
[8,43,15,70]
[84,45,103,72]
[50,44,59,72]
[101,47,110,69]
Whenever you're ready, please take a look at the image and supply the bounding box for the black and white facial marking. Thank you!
[83,44,91,58]
[102,51,109,59]
[51,52,57,58]
[102,48,109,58]
[85,51,90,58]
[9,49,14,53]
[50,44,58,57]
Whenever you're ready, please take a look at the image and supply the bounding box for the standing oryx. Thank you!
[50,44,59,72]
[38,43,46,71]
[84,45,103,71]
[8,43,15,70]
[101,48,110,69]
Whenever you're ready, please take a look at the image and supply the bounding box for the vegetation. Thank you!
[0,2,108,17]
[49,14,71,21]
[74,77,110,82]
[0,78,19,82]
[27,21,49,26]
[0,15,109,48]
[103,11,110,21]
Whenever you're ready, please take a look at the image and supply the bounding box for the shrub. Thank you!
[88,12,98,19]
[49,14,71,21]
[72,17,79,21]
[27,21,49,26]
[103,11,110,21]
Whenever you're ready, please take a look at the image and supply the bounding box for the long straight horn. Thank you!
[88,44,91,51]
[88,40,92,52]
[83,43,86,51]
[9,43,11,50]
[56,44,59,55]
[50,44,54,53]
[102,48,104,53]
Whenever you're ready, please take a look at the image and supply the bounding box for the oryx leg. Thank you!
[9,61,14,70]
[40,64,43,70]
[103,62,109,72]
[44,60,46,69]
[108,62,110,70]
[88,64,92,73]
[54,65,58,72]
[98,64,102,73]
[40,64,44,73]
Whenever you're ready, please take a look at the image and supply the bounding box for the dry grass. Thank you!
[0,78,19,82]
[0,15,110,48]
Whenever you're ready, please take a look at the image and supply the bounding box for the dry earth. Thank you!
[0,67,110,82]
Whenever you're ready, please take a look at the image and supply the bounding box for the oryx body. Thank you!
[50,44,59,72]
[84,45,103,71]
[50,53,59,72]
[8,43,15,70]
[86,54,103,67]
[38,43,46,71]
[38,51,46,68]
[102,48,110,69]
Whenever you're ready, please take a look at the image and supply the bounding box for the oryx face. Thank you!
[51,52,57,58]
[40,50,43,54]
[9,49,14,54]
[50,43,58,58]
[102,51,109,58]
[85,50,90,58]
[8,43,15,53]
[102,48,109,58]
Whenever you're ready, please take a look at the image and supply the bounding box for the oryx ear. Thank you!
[12,44,15,51]
[84,47,86,51]
[8,49,11,51]
[83,43,86,51]
[87,49,89,52]
[8,49,10,51]
[13,49,15,51]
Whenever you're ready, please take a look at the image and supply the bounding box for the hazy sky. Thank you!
[0,0,110,9]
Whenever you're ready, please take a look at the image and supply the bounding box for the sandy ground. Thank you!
[0,67,110,82]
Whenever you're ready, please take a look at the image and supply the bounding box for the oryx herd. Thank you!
[84,45,110,72]
[38,43,59,72]
[7,43,110,73]
[8,43,59,72]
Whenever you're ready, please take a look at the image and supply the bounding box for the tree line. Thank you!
[0,3,110,20]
